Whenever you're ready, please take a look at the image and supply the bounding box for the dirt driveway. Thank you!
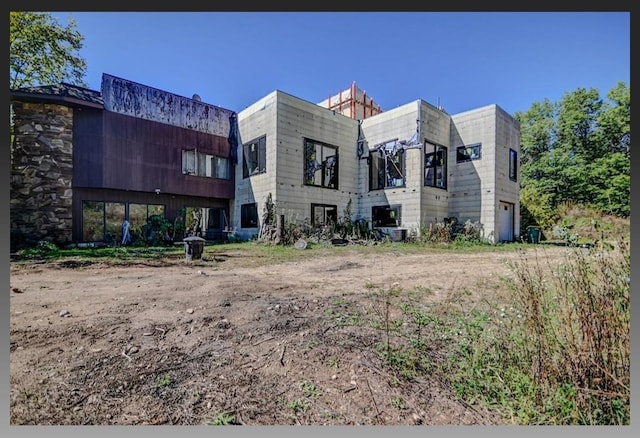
[9,243,569,425]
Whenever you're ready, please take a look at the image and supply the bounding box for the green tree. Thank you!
[517,98,557,168]
[516,82,630,227]
[556,87,602,161]
[596,81,630,155]
[10,12,87,89]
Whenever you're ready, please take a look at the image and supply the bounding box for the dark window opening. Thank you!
[456,143,482,163]
[304,138,339,189]
[241,203,259,228]
[204,207,228,241]
[311,203,337,226]
[509,148,518,181]
[372,205,401,228]
[425,142,447,189]
[243,135,267,178]
[369,140,405,190]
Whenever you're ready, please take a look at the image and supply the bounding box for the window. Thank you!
[208,208,224,230]
[83,201,165,243]
[183,206,205,236]
[212,156,230,179]
[129,203,166,233]
[82,201,126,242]
[182,149,230,179]
[425,142,447,189]
[205,208,228,241]
[311,204,337,226]
[456,143,481,163]
[369,140,405,190]
[182,150,196,175]
[372,205,401,228]
[241,203,259,228]
[243,135,267,178]
[82,201,105,241]
[304,138,338,189]
[509,148,518,181]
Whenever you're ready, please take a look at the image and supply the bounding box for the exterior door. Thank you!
[499,201,514,242]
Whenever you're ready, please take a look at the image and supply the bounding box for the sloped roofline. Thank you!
[10,82,104,109]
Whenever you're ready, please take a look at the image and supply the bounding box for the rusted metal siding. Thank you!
[101,73,232,136]
[73,107,104,187]
[72,110,234,199]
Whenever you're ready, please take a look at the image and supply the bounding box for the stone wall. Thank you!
[10,101,74,248]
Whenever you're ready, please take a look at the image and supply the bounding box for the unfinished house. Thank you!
[10,76,519,248]
[235,82,520,243]
[10,73,237,248]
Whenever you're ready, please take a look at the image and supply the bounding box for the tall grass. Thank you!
[443,240,630,424]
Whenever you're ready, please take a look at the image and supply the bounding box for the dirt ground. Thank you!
[9,243,570,425]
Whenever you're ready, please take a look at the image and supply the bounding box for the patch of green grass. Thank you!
[391,397,406,410]
[207,413,236,426]
[156,374,172,388]
[301,381,320,399]
[287,398,310,414]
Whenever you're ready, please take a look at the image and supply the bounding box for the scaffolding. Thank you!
[318,81,382,120]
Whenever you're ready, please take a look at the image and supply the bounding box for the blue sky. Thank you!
[50,11,629,116]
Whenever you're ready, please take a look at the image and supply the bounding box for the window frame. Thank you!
[372,204,402,228]
[243,135,267,178]
[240,202,259,228]
[211,155,230,180]
[303,138,339,189]
[82,201,165,243]
[369,140,406,191]
[182,149,196,175]
[509,148,518,181]
[182,149,230,180]
[311,203,338,227]
[424,142,447,189]
[456,143,482,163]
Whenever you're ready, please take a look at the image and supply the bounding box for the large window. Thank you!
[304,138,338,189]
[82,201,125,242]
[243,135,267,178]
[241,203,259,228]
[457,143,482,163]
[372,205,401,228]
[369,140,405,190]
[129,203,165,233]
[82,201,165,243]
[82,201,107,241]
[205,207,227,241]
[311,204,337,226]
[182,149,230,179]
[425,142,447,189]
[509,148,518,181]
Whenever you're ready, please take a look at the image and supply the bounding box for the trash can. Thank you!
[183,236,206,260]
[526,226,541,244]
